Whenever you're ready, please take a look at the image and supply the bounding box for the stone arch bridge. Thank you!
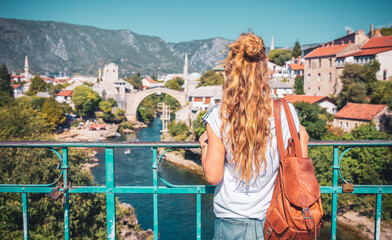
[125,87,187,121]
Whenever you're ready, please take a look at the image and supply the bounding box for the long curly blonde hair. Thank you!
[219,33,272,184]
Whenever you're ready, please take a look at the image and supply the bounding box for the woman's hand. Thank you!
[299,124,309,158]
[199,131,208,148]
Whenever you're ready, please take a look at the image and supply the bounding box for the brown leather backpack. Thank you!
[263,99,323,240]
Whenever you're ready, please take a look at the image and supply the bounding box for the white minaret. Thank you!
[24,56,30,80]
[271,36,275,51]
[98,67,102,80]
[183,54,188,93]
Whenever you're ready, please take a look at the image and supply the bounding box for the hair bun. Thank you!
[242,35,264,61]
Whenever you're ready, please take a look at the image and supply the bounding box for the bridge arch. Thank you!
[125,87,187,121]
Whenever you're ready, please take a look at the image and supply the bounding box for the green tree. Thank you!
[371,79,392,110]
[168,121,190,137]
[197,70,224,87]
[72,85,101,117]
[268,49,292,66]
[165,79,182,91]
[27,75,47,96]
[380,26,392,36]
[294,76,304,94]
[0,64,13,98]
[192,111,207,141]
[336,61,380,109]
[0,91,14,107]
[292,41,302,58]
[125,73,142,89]
[293,102,332,140]
[41,97,66,128]
[0,104,51,140]
[16,96,47,110]
[99,100,113,114]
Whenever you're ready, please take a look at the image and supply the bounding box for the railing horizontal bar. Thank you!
[2,185,391,194]
[320,186,392,194]
[0,140,391,148]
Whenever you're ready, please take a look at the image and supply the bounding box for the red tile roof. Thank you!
[305,44,350,58]
[145,78,157,84]
[334,103,387,121]
[11,75,25,78]
[12,84,21,89]
[284,95,330,104]
[362,36,392,49]
[55,90,73,97]
[289,63,304,70]
[339,36,392,57]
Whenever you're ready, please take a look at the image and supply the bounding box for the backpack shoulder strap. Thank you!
[274,99,286,158]
[280,98,303,158]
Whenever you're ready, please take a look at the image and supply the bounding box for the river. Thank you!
[90,117,366,240]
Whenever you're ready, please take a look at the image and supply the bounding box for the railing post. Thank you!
[22,192,29,240]
[105,148,116,240]
[196,189,201,240]
[374,193,382,240]
[331,146,339,240]
[152,147,159,240]
[62,148,70,240]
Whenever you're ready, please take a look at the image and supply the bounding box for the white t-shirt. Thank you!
[202,102,300,220]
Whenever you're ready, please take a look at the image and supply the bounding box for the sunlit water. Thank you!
[90,117,365,240]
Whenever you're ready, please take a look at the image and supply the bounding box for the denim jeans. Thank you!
[214,217,266,240]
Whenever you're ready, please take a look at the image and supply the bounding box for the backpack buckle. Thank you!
[302,208,313,220]
[266,226,273,236]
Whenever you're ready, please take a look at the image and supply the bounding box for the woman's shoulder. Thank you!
[202,103,221,123]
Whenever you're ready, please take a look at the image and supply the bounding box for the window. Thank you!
[307,87,310,90]
[329,58,332,67]
[355,123,358,127]
[317,73,320,82]
[215,99,220,104]
[345,122,349,129]
[113,69,115,72]
[205,97,211,104]
[308,60,311,68]
[318,87,321,91]
[308,74,311,82]
[319,59,321,67]
[384,70,387,80]
[340,121,343,126]
[194,97,203,102]
[329,73,332,82]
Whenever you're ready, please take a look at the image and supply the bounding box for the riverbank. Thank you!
[337,210,392,239]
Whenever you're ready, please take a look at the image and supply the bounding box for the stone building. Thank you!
[97,63,134,110]
[333,103,390,132]
[337,35,392,81]
[304,41,360,96]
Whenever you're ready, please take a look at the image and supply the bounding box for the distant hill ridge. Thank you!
[0,18,233,75]
[0,18,316,76]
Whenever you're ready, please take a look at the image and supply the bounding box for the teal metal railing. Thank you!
[0,140,391,240]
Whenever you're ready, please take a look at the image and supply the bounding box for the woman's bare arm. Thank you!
[299,124,309,158]
[199,124,225,185]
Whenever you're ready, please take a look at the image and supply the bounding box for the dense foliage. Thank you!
[380,26,392,36]
[138,93,180,123]
[27,75,48,96]
[168,121,190,141]
[41,97,67,128]
[0,95,134,238]
[336,61,379,109]
[0,64,13,98]
[125,73,142,90]
[197,70,224,87]
[294,76,304,94]
[192,111,207,141]
[164,77,184,91]
[268,49,292,66]
[293,102,333,140]
[72,85,101,117]
[292,41,302,58]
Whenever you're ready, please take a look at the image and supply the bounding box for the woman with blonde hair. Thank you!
[199,33,309,239]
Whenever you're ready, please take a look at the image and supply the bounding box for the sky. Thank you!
[1,0,391,47]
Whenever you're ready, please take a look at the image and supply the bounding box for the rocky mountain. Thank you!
[0,18,232,76]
